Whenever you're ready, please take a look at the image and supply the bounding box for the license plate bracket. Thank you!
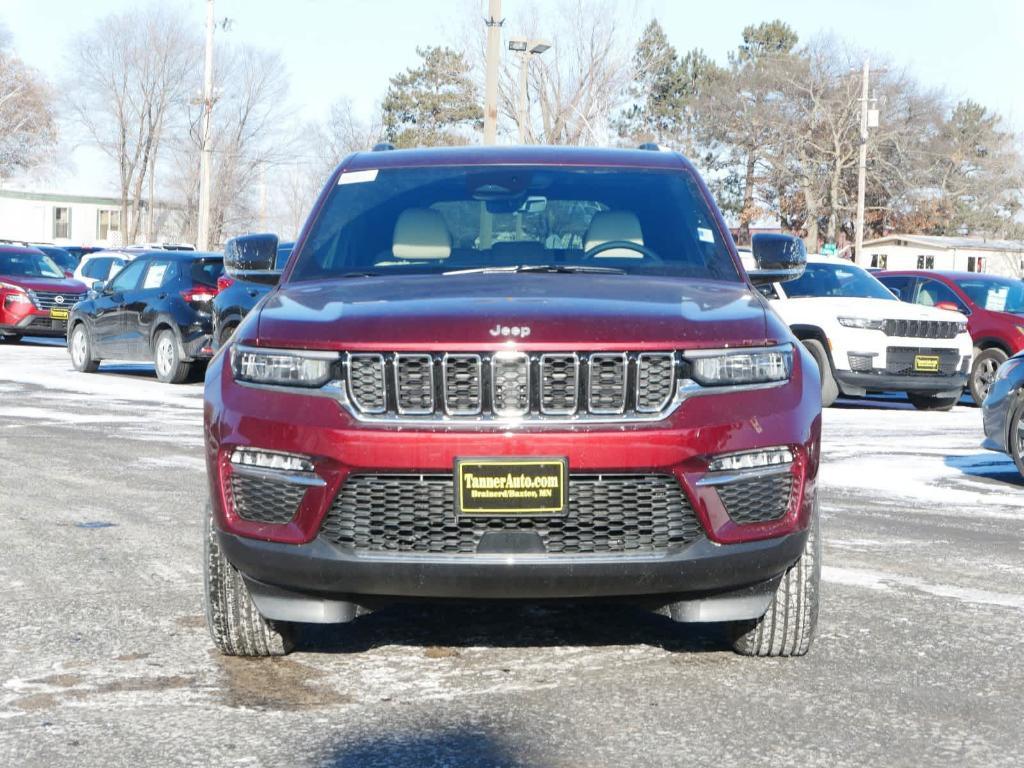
[454,457,568,517]
[49,308,69,321]
[913,354,940,373]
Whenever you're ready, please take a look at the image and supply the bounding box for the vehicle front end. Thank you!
[1,278,86,339]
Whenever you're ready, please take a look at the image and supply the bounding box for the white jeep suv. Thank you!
[744,253,972,410]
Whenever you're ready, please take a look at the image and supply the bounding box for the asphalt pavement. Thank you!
[1,338,1022,767]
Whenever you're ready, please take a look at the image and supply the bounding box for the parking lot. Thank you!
[1,338,1023,767]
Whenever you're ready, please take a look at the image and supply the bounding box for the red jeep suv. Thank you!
[203,146,822,658]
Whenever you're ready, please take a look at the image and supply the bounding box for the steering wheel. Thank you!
[582,240,662,261]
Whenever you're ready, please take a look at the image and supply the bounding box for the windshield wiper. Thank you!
[339,270,381,278]
[443,264,626,276]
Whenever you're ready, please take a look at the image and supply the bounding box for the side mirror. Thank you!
[92,280,107,294]
[934,300,960,312]
[224,233,281,285]
[747,233,807,285]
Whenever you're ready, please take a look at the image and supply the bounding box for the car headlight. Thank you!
[0,282,31,304]
[686,345,793,386]
[837,316,885,331]
[1015,325,1024,337]
[231,345,337,387]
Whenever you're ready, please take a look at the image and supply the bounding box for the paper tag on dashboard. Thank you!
[697,227,715,243]
[338,169,378,185]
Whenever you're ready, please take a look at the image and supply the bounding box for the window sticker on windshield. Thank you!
[986,287,1008,312]
[143,263,167,289]
[697,227,715,243]
[338,169,378,185]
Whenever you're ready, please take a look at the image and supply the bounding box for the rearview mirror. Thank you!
[747,233,807,285]
[224,233,281,285]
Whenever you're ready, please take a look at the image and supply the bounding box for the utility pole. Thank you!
[482,0,502,145]
[517,51,529,142]
[197,0,215,251]
[854,59,869,266]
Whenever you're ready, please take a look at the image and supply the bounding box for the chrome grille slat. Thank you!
[343,351,679,421]
[443,354,482,415]
[540,353,579,414]
[492,352,530,416]
[588,353,627,414]
[394,354,435,414]
[30,290,79,311]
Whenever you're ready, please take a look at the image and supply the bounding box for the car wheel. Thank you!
[204,502,296,657]
[219,323,238,348]
[729,499,820,657]
[1008,400,1024,478]
[69,324,100,373]
[801,339,838,407]
[153,329,192,384]
[0,334,22,344]
[970,348,1007,405]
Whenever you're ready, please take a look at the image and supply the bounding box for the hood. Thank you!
[254,273,770,350]
[0,274,88,294]
[785,296,967,323]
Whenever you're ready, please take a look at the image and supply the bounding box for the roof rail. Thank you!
[372,142,396,152]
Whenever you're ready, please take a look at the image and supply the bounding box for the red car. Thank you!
[203,145,822,658]
[0,245,88,342]
[876,270,1024,403]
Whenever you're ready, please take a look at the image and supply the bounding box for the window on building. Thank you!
[53,207,71,240]
[97,209,121,241]
[870,254,887,269]
[917,254,935,269]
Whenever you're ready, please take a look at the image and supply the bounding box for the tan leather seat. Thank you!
[583,211,644,258]
[392,209,451,260]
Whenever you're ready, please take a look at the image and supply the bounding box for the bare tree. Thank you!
[0,32,57,181]
[173,46,293,246]
[316,97,382,173]
[66,4,197,243]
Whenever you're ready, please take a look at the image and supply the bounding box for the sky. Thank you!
[2,0,1023,196]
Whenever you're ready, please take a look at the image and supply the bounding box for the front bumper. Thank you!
[1,312,69,338]
[835,370,967,397]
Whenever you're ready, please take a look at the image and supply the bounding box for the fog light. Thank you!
[708,447,793,473]
[230,448,315,474]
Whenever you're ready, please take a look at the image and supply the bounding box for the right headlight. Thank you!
[231,345,337,388]
[686,345,793,387]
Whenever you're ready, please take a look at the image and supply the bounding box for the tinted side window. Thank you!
[109,259,148,292]
[877,276,914,301]
[190,259,224,287]
[916,278,966,310]
[83,258,112,280]
[141,261,174,290]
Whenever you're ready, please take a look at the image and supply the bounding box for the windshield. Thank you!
[956,277,1024,313]
[290,166,740,283]
[37,247,75,272]
[0,250,65,279]
[783,261,895,300]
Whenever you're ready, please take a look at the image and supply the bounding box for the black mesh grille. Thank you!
[540,354,578,413]
[444,355,482,414]
[28,317,67,331]
[847,353,875,372]
[636,353,675,411]
[588,354,627,413]
[320,474,704,554]
[883,319,959,339]
[885,347,961,376]
[716,473,794,524]
[492,354,530,414]
[395,354,434,413]
[349,355,386,413]
[228,474,306,524]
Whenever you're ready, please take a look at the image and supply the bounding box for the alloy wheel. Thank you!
[975,357,1000,402]
[156,336,174,377]
[72,328,87,368]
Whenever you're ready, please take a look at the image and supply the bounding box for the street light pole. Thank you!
[517,51,529,143]
[854,59,869,266]
[482,0,502,145]
[197,0,215,251]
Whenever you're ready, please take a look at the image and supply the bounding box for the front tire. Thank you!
[729,501,820,657]
[204,503,295,657]
[970,348,1007,405]
[153,329,192,384]
[69,324,100,373]
[0,334,23,344]
[1008,400,1024,478]
[907,392,959,411]
[802,339,839,407]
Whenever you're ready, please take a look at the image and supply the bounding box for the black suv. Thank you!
[67,250,224,383]
[211,240,293,349]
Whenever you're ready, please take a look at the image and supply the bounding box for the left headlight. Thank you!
[686,345,793,387]
[837,316,885,331]
[231,345,337,387]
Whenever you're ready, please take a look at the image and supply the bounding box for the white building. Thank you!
[0,189,133,247]
[857,234,1024,277]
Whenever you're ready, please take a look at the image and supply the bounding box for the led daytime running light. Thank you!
[230,448,315,473]
[708,447,794,473]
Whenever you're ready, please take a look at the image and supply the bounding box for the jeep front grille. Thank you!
[343,351,680,422]
[320,473,704,554]
[886,347,961,376]
[883,319,960,339]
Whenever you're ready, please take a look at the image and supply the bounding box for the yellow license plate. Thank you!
[49,308,69,320]
[455,458,567,517]
[914,354,940,373]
